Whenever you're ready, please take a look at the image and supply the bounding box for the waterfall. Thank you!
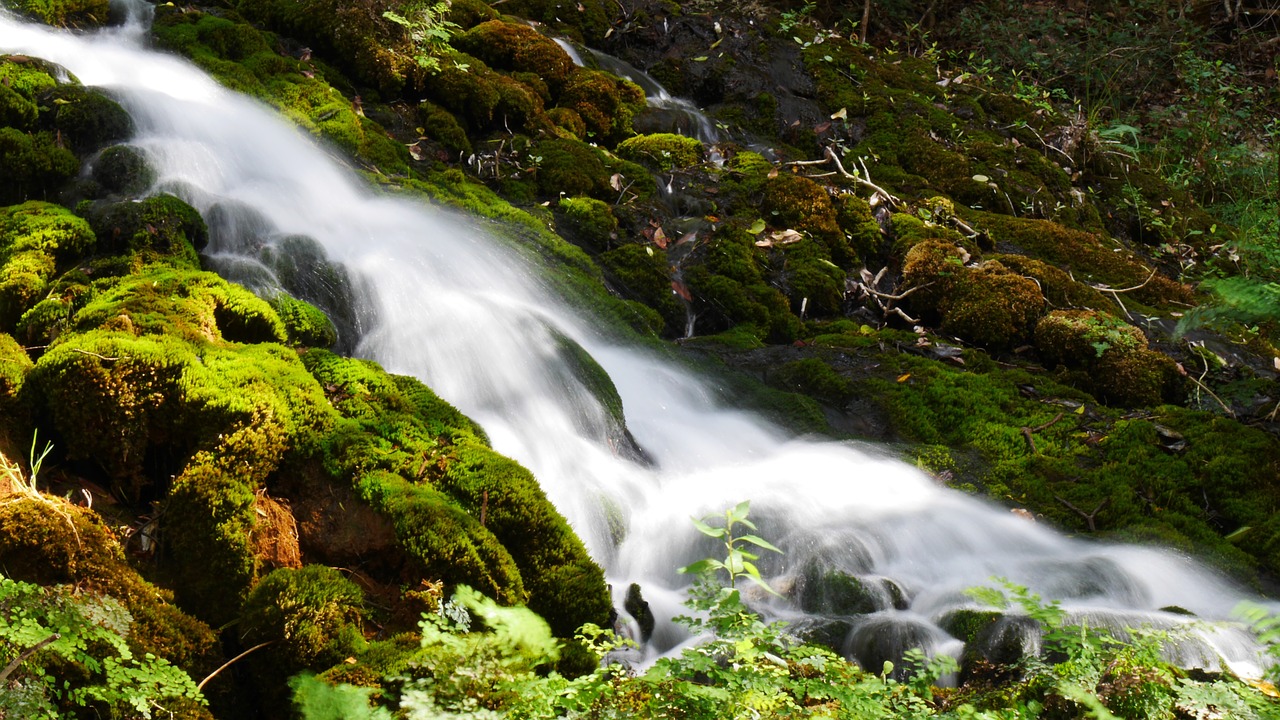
[1,5,1273,677]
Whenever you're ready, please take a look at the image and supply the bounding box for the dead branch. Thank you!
[1021,412,1065,454]
[1054,495,1111,532]
[0,634,60,683]
[197,640,278,692]
[71,348,121,362]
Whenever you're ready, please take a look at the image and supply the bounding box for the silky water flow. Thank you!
[0,3,1274,677]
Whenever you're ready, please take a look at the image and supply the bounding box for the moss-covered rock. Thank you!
[0,127,79,205]
[455,20,576,93]
[556,195,618,251]
[768,357,854,405]
[38,84,133,154]
[559,68,645,145]
[2,0,109,27]
[0,496,219,674]
[763,174,853,267]
[87,193,208,268]
[0,201,95,329]
[1035,310,1181,406]
[300,350,611,637]
[241,564,368,671]
[271,293,337,348]
[616,132,704,171]
[0,333,32,419]
[91,145,156,196]
[598,244,682,336]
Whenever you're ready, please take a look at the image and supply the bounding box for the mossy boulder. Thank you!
[91,145,156,196]
[616,133,704,171]
[417,100,472,156]
[598,244,682,336]
[0,333,32,420]
[241,564,368,673]
[492,0,617,44]
[455,20,576,93]
[556,196,618,251]
[903,241,1045,349]
[300,350,611,638]
[271,293,337,348]
[0,496,219,674]
[87,193,208,268]
[2,0,109,27]
[0,127,79,205]
[38,84,133,154]
[529,137,651,201]
[559,68,645,145]
[0,201,95,329]
[763,174,853,267]
[1035,310,1181,406]
[768,357,854,406]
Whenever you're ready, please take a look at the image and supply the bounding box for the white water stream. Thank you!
[2,4,1274,676]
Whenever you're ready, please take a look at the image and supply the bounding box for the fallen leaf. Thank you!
[770,228,803,244]
[693,56,708,62]
[972,174,990,183]
[830,107,847,120]
[653,227,668,249]
[814,121,832,134]
[897,373,911,383]
[767,167,779,178]
[678,231,698,245]
[754,239,773,248]
[408,142,424,161]
[748,219,767,234]
[671,280,692,301]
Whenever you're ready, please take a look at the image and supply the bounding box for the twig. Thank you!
[71,348,121,362]
[1054,495,1110,532]
[0,633,60,683]
[197,640,277,692]
[1021,412,1064,454]
[1186,372,1236,419]
[861,282,933,302]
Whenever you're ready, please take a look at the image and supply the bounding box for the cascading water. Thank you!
[3,4,1275,678]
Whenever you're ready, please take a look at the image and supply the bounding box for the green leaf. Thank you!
[736,534,782,554]
[727,500,752,524]
[678,559,723,575]
[748,219,766,234]
[690,517,727,538]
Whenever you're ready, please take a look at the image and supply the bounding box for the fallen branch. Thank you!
[197,640,277,692]
[1054,495,1110,533]
[0,633,60,683]
[1021,412,1065,454]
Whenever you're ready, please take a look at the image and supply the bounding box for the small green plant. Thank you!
[382,0,458,73]
[0,575,205,718]
[679,499,782,595]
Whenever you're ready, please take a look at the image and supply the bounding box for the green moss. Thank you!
[0,332,32,415]
[975,213,1192,307]
[598,244,682,336]
[769,357,853,405]
[941,263,1046,350]
[301,350,610,637]
[492,0,617,44]
[73,267,285,344]
[556,196,618,251]
[0,57,59,100]
[616,133,704,171]
[834,193,883,263]
[91,145,156,197]
[988,254,1108,310]
[547,107,586,139]
[39,84,133,154]
[559,68,645,145]
[763,174,852,266]
[271,293,337,348]
[902,241,1045,349]
[455,20,576,93]
[2,0,109,27]
[0,201,95,328]
[0,81,38,130]
[0,127,79,205]
[0,497,219,674]
[87,193,208,268]
[418,100,471,156]
[1035,310,1180,406]
[530,137,649,200]
[241,565,368,670]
